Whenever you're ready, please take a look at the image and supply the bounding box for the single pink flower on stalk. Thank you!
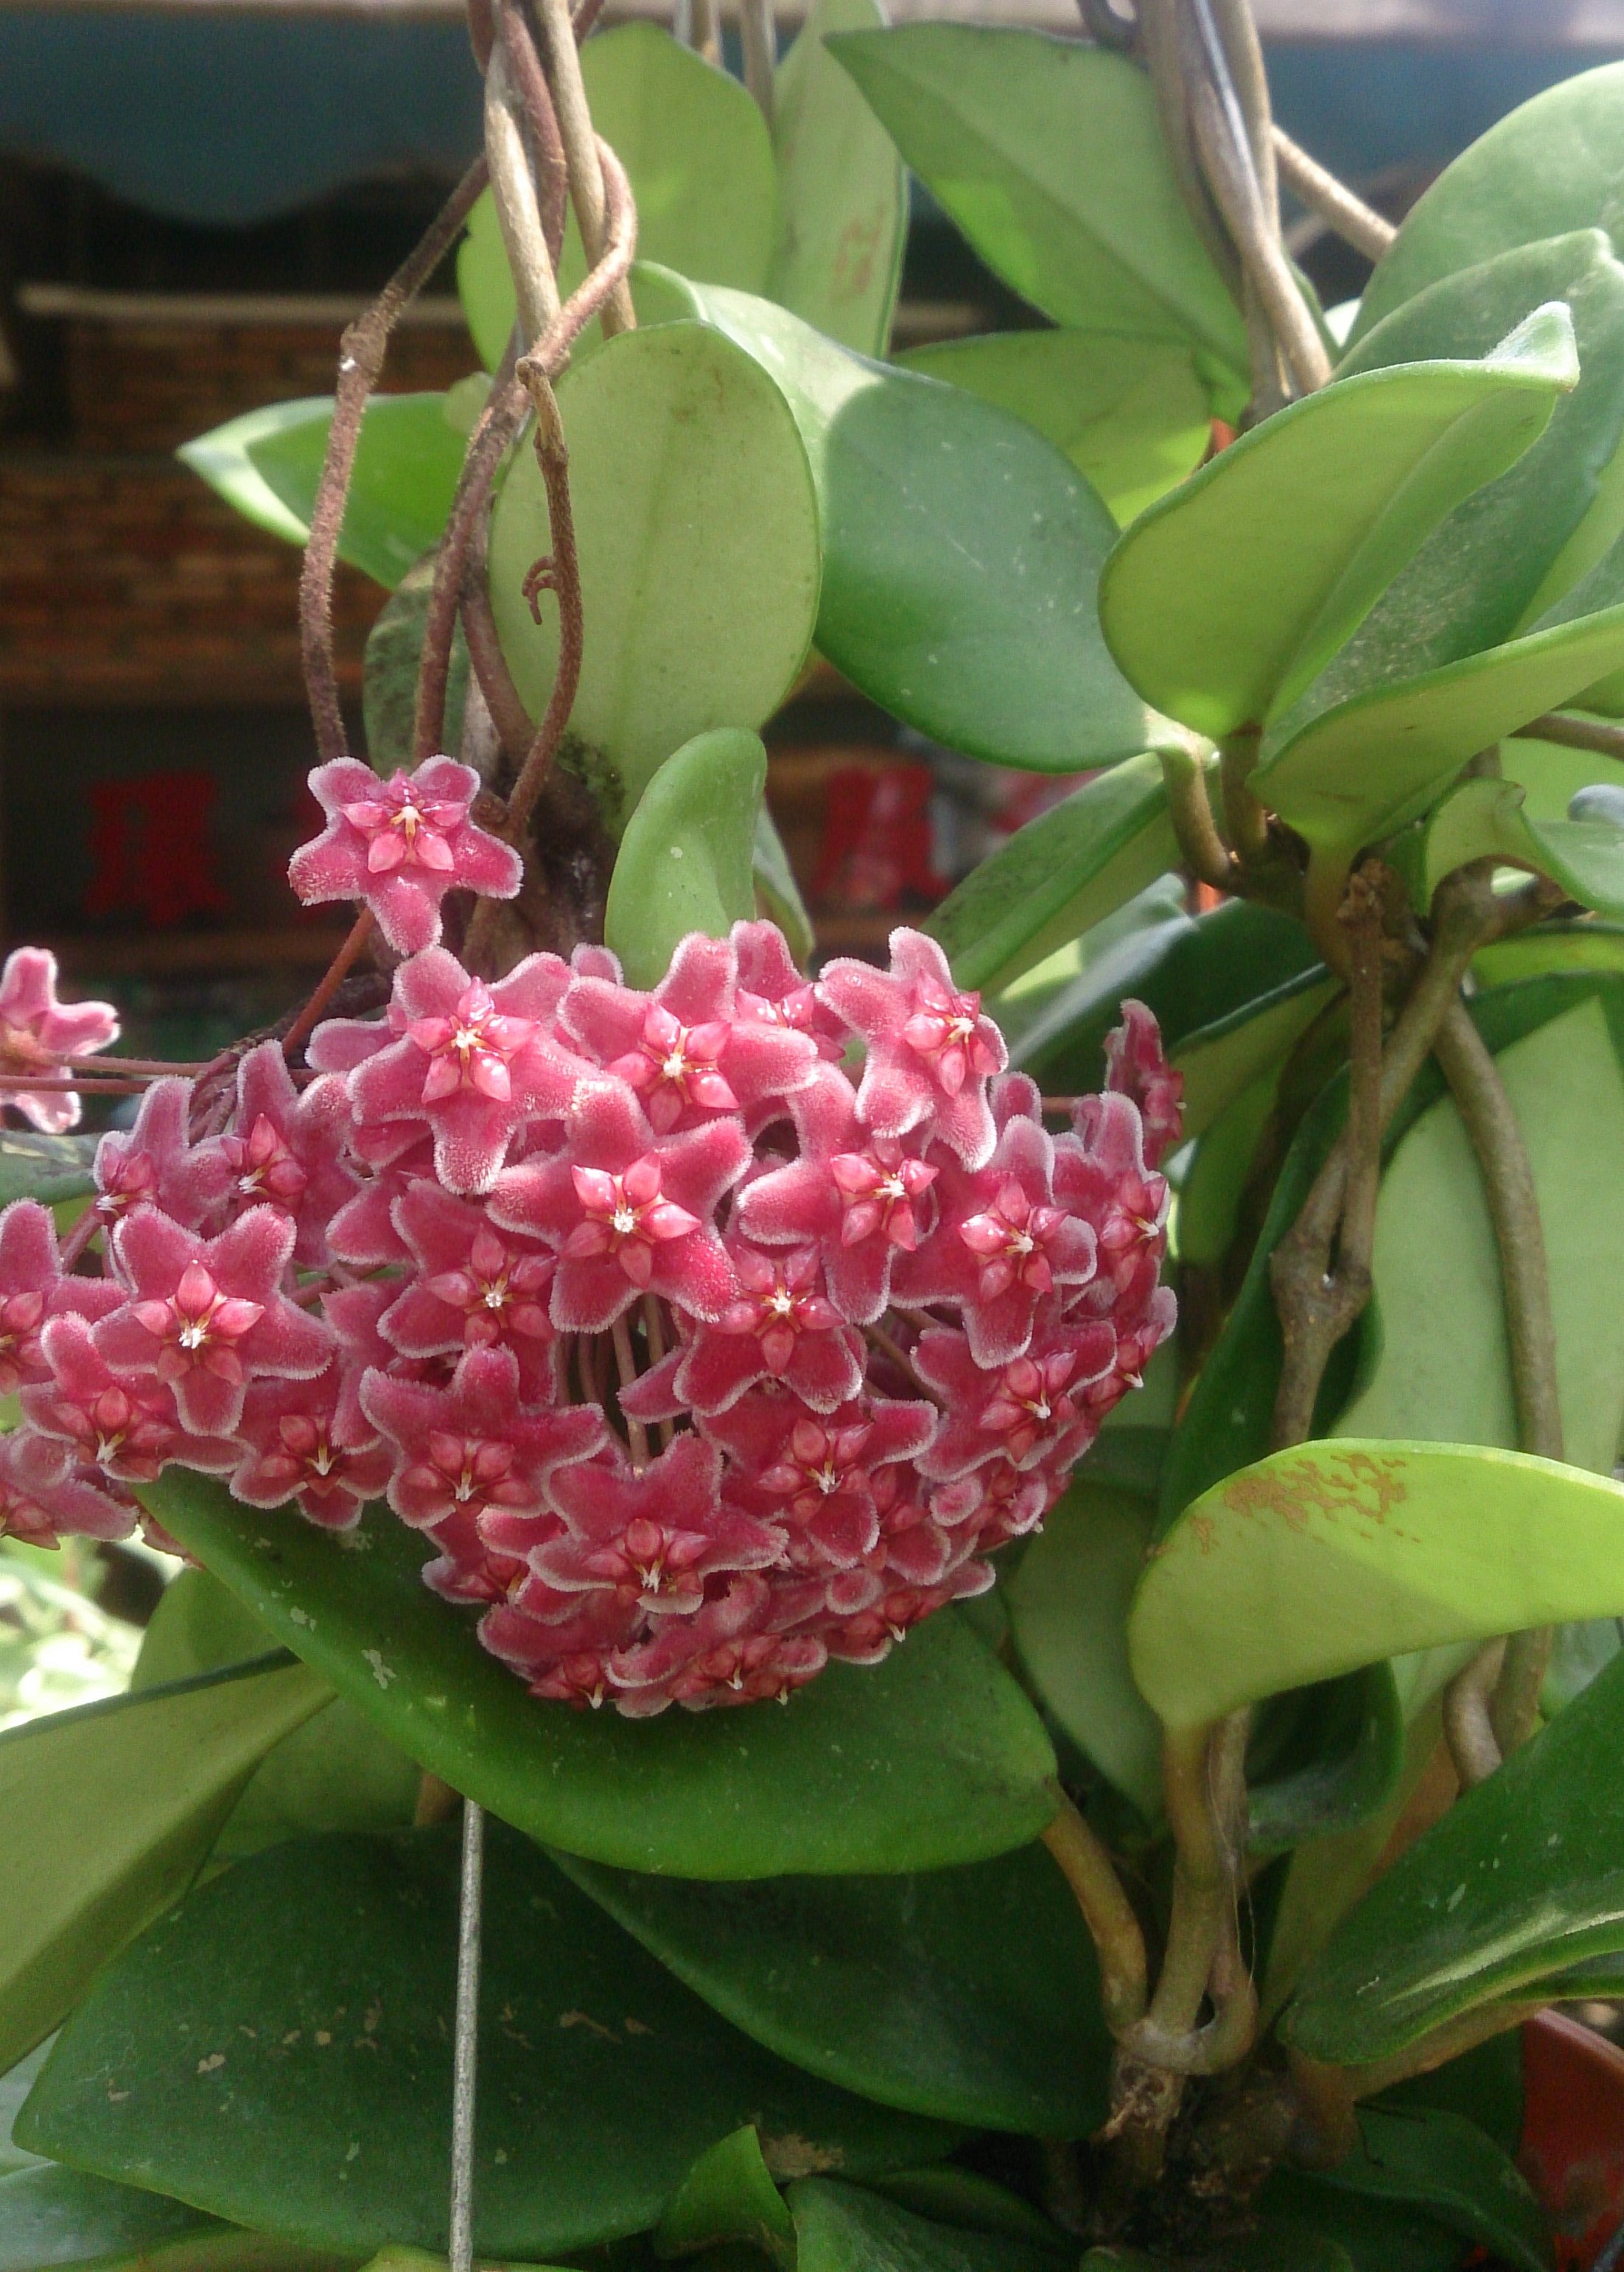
[94,1206,332,1437]
[0,1427,136,1547]
[0,948,119,1134]
[816,930,1007,1167]
[230,1366,394,1531]
[0,1200,122,1393]
[289,757,523,954]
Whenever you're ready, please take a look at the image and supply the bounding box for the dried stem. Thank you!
[609,1315,649,1468]
[509,0,571,263]
[1513,710,1624,764]
[738,0,777,122]
[531,0,635,335]
[1159,744,1235,891]
[300,155,488,766]
[1041,1786,1149,2037]
[413,360,528,772]
[486,36,563,348]
[1136,0,1242,303]
[281,910,377,1063]
[1272,125,1396,261]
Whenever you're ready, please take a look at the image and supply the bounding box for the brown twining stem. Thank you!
[63,1055,211,1076]
[571,0,608,37]
[1443,1636,1508,1792]
[1272,124,1396,262]
[461,543,536,761]
[1137,0,1242,304]
[860,1318,941,1405]
[486,37,562,348]
[738,0,777,122]
[299,153,489,768]
[0,1076,157,1097]
[1513,710,1624,763]
[609,1315,649,1469]
[281,909,378,1062]
[531,0,635,335]
[498,369,581,826]
[1040,1788,1149,2036]
[507,0,571,264]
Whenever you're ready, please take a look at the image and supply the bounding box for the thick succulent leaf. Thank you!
[1246,1663,1405,1860]
[1099,305,1578,740]
[1175,1069,1279,1268]
[489,323,820,830]
[0,2162,226,2272]
[1284,1649,1624,2067]
[1351,61,1624,343]
[1334,992,1624,1476]
[789,2178,1068,2272]
[655,2127,796,2265]
[458,28,776,368]
[139,1474,1058,1879]
[1265,2107,1551,2272]
[553,1839,1110,2135]
[1259,2169,1497,2272]
[897,331,1211,527]
[0,1657,327,2075]
[1473,914,1624,985]
[752,806,815,967]
[18,1826,953,2258]
[244,394,468,592]
[1172,973,1341,1143]
[681,283,1158,769]
[927,752,1174,996]
[361,555,469,775]
[826,26,1247,377]
[769,0,904,357]
[1388,774,1624,922]
[1338,231,1624,643]
[176,403,317,547]
[1130,1437,1624,1729]
[0,1136,95,1210]
[867,2173,1069,2253]
[1004,1480,1162,1819]
[604,730,766,986]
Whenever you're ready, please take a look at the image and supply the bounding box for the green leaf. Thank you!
[139,1473,1058,1878]
[458,29,777,371]
[865,2173,1068,2254]
[0,2159,349,2272]
[769,0,904,358]
[1284,2105,1551,2270]
[1004,1480,1163,1819]
[656,2128,795,2265]
[1388,773,1624,921]
[176,404,316,547]
[1173,973,1342,1144]
[604,730,766,985]
[1474,913,1624,985]
[1339,231,1624,641]
[898,331,1211,528]
[1247,1664,1405,1859]
[361,555,469,775]
[0,1657,327,2075]
[988,876,1191,1071]
[1131,1437,1624,1729]
[1256,2171,1479,2272]
[1333,992,1624,1475]
[1175,1069,1278,1268]
[553,1839,1110,2134]
[827,27,1246,377]
[680,284,1157,771]
[926,752,1175,996]
[1284,1649,1624,2066]
[245,395,469,592]
[1099,305,1578,740]
[489,322,820,830]
[788,2178,1067,2272]
[1351,60,1624,343]
[752,806,815,967]
[19,1825,953,2257]
[0,1136,95,1210]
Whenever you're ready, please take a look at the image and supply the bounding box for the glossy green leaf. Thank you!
[240,394,468,592]
[605,730,766,985]
[1339,231,1624,643]
[1132,1437,1624,1729]
[1389,773,1624,920]
[553,1839,1110,2135]
[752,806,815,967]
[1258,2172,1483,2272]
[361,555,468,774]
[140,1473,1057,1878]
[770,0,903,357]
[1278,2108,1550,2272]
[0,2160,349,2272]
[0,1136,95,1211]
[866,2173,1068,2254]
[927,753,1174,996]
[0,1657,327,2075]
[1173,974,1341,1143]
[682,283,1157,771]
[1247,1664,1405,1860]
[1351,61,1624,343]
[1334,993,1624,1475]
[789,2178,1066,2272]
[458,29,776,370]
[1474,913,1624,985]
[1175,1069,1278,1268]
[489,322,820,830]
[1100,306,1578,740]
[176,403,315,547]
[898,331,1211,528]
[19,1825,952,2257]
[827,27,1246,376]
[1004,1480,1162,1819]
[1286,1649,1624,2066]
[655,2128,795,2265]
[988,878,1191,1070]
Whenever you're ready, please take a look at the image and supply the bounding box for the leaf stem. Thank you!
[1158,743,1235,892]
[1040,1786,1149,2037]
[1513,710,1624,763]
[1272,125,1396,262]
[281,909,377,1063]
[531,0,635,336]
[1442,1637,1506,1790]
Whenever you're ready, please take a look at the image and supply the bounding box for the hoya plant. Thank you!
[9,0,1624,2266]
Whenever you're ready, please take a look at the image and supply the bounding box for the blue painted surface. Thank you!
[0,12,1620,228]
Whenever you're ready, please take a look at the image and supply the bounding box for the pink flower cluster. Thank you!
[0,919,1177,1716]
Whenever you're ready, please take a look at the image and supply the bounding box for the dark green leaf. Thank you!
[0,1657,327,2074]
[245,396,469,592]
[139,1473,1058,1879]
[1247,1664,1405,1860]
[897,331,1210,528]
[682,284,1158,772]
[604,731,766,986]
[788,2178,1068,2272]
[928,753,1175,995]
[361,556,469,775]
[865,2173,1068,2254]
[826,27,1247,374]
[770,0,904,358]
[1376,2027,1525,2155]
[655,2128,795,2265]
[1253,2174,1469,2272]
[1175,1071,1278,1268]
[553,1839,1110,2135]
[1277,2103,1551,2269]
[21,1827,951,2257]
[0,1137,96,1211]
[1100,306,1576,740]
[990,878,1192,1074]
[0,2163,228,2272]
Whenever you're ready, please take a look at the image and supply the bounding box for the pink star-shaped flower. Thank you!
[915,1321,1113,1478]
[0,1199,122,1393]
[707,1392,937,1572]
[732,920,847,1062]
[94,1205,332,1437]
[675,1239,862,1416]
[489,1079,747,1333]
[231,1363,394,1531]
[92,1079,231,1233]
[288,757,523,954]
[479,1581,644,1706]
[1051,1094,1170,1298]
[816,929,1007,1167]
[24,1312,238,1481]
[609,1574,827,1716]
[360,1344,605,1537]
[200,1043,359,1267]
[346,948,587,1195]
[379,1181,556,1395]
[0,1427,136,1548]
[0,948,119,1134]
[1102,1000,1183,1170]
